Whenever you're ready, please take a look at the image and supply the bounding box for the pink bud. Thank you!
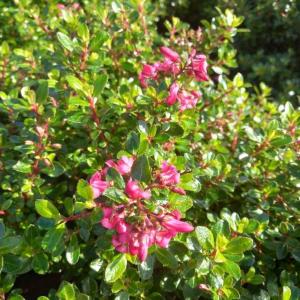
[171,186,186,195]
[72,3,80,10]
[162,217,194,233]
[57,3,66,10]
[165,83,179,106]
[160,47,180,63]
[89,172,109,199]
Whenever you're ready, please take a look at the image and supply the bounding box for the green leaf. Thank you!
[156,248,178,269]
[138,255,155,280]
[223,260,241,280]
[57,282,76,300]
[105,254,127,283]
[32,253,49,274]
[164,122,184,137]
[195,226,215,250]
[13,161,31,174]
[68,96,89,107]
[41,161,65,178]
[90,32,109,51]
[169,194,193,214]
[103,187,125,203]
[7,294,25,300]
[248,275,265,285]
[36,80,48,104]
[179,173,201,192]
[90,258,104,272]
[57,32,74,52]
[77,179,94,202]
[66,75,84,93]
[224,237,253,254]
[0,220,5,239]
[282,286,291,300]
[42,223,65,255]
[3,254,30,274]
[115,292,130,300]
[244,126,262,143]
[78,23,90,42]
[0,236,21,254]
[66,235,80,265]
[270,135,292,147]
[233,73,244,87]
[35,199,61,219]
[125,132,140,154]
[131,155,151,183]
[212,66,223,74]
[93,74,108,97]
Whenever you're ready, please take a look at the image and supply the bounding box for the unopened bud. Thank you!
[36,126,45,137]
[43,158,51,167]
[51,143,62,149]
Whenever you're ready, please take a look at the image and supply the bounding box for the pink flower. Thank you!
[162,211,194,233]
[139,64,158,88]
[100,207,114,229]
[155,230,176,248]
[138,233,150,261]
[178,90,201,111]
[117,156,134,175]
[163,218,194,233]
[125,179,151,200]
[160,47,180,63]
[159,162,180,185]
[57,3,66,10]
[89,172,109,198]
[107,156,135,175]
[155,60,180,75]
[72,3,81,10]
[189,53,209,82]
[165,83,180,106]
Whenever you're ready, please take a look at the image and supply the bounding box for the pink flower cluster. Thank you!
[101,206,193,261]
[139,46,209,111]
[88,158,194,261]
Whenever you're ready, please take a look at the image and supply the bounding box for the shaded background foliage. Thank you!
[157,0,300,105]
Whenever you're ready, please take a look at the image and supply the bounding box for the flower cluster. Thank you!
[139,46,209,111]
[89,158,194,261]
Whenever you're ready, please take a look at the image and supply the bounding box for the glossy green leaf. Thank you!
[35,199,61,219]
[57,32,74,51]
[105,254,127,283]
[131,155,151,183]
[156,248,178,269]
[42,223,66,255]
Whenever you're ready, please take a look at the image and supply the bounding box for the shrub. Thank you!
[0,1,300,299]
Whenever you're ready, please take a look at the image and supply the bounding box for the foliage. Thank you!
[157,0,300,105]
[0,1,300,299]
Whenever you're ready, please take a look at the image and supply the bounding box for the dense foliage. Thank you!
[158,0,300,105]
[0,1,300,299]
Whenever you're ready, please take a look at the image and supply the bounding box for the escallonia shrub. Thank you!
[0,1,300,300]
